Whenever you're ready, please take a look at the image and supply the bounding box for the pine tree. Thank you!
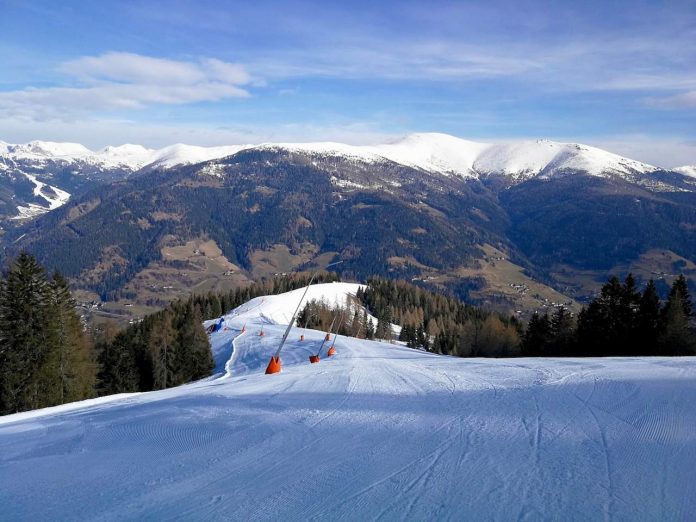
[576,275,638,356]
[549,308,574,356]
[366,317,375,340]
[96,334,139,394]
[176,302,214,382]
[0,253,51,414]
[521,313,551,356]
[668,275,692,318]
[636,280,661,355]
[148,310,176,389]
[659,277,696,355]
[375,306,393,340]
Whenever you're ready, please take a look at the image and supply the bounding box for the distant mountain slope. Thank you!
[5,149,506,299]
[3,133,695,314]
[0,141,247,222]
[0,133,686,223]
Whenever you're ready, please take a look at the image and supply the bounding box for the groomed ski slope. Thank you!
[1,283,696,520]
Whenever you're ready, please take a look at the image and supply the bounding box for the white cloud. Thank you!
[583,135,696,169]
[0,52,254,121]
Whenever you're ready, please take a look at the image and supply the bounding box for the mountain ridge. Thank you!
[1,132,669,179]
[1,133,677,221]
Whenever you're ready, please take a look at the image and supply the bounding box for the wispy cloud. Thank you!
[0,116,396,150]
[0,52,254,121]
[646,90,696,109]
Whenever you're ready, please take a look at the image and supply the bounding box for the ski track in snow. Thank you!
[11,171,71,219]
[1,285,696,520]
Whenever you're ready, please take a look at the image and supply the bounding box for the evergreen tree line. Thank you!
[0,254,95,415]
[358,278,523,357]
[296,298,376,339]
[190,271,341,322]
[96,298,214,395]
[522,275,696,357]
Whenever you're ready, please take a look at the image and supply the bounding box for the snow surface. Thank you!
[675,165,696,178]
[1,283,695,520]
[0,140,246,172]
[144,144,247,169]
[259,133,490,177]
[474,139,658,180]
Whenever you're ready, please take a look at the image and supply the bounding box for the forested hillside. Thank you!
[6,147,696,317]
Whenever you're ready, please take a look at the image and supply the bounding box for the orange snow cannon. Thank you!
[265,356,281,374]
[327,346,337,357]
[309,355,320,364]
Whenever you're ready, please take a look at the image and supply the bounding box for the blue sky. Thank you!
[0,0,694,166]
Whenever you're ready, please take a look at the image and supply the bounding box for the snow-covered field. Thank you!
[1,283,695,520]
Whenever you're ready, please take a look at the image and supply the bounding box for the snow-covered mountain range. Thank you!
[0,139,247,171]
[0,132,691,227]
[0,132,669,179]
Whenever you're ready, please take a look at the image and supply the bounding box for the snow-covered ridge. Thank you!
[219,282,366,327]
[473,139,658,180]
[0,134,669,180]
[676,165,696,178]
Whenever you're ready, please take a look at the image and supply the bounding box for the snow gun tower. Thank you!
[327,312,345,357]
[309,316,337,364]
[265,260,342,374]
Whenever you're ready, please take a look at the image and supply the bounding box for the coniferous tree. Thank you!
[635,280,661,355]
[659,278,696,355]
[668,275,692,318]
[549,307,575,356]
[521,313,552,356]
[0,253,51,413]
[176,302,214,381]
[375,307,393,340]
[149,310,176,389]
[96,333,140,395]
[366,317,375,340]
[577,275,637,356]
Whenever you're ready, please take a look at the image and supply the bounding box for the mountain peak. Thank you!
[14,140,93,158]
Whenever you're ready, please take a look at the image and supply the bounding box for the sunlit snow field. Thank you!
[1,284,694,520]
